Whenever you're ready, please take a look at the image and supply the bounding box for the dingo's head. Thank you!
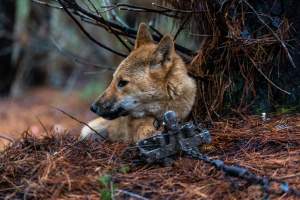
[91,23,194,120]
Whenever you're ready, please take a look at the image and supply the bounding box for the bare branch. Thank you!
[57,0,127,57]
[56,0,196,57]
[243,0,296,69]
[32,0,63,9]
[78,6,195,55]
[103,0,130,28]
[50,37,114,71]
[174,13,191,41]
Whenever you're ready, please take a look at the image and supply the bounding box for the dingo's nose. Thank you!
[90,103,98,113]
[90,101,113,115]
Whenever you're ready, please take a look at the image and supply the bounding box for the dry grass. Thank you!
[1,114,300,199]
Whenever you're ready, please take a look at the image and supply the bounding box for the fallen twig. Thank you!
[52,106,105,140]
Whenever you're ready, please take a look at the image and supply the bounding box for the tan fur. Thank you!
[81,23,196,143]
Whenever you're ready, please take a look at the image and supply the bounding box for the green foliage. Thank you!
[97,165,130,199]
[275,106,299,115]
[99,174,112,187]
[98,174,116,200]
[118,165,130,174]
[80,80,105,100]
[100,189,112,200]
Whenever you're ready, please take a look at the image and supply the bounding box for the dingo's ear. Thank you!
[134,23,153,49]
[152,34,174,65]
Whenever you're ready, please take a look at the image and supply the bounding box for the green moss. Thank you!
[98,174,116,200]
[80,81,105,101]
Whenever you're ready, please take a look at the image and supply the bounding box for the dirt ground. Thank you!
[0,87,95,150]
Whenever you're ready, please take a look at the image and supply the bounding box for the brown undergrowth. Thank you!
[1,114,300,199]
[160,0,300,121]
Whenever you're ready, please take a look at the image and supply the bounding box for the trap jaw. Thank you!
[137,111,211,165]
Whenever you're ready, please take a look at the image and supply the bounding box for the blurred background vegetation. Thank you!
[0,0,200,101]
[0,0,299,118]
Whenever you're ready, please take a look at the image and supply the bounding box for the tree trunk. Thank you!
[0,0,16,95]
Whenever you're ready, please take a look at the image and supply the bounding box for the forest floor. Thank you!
[0,88,300,199]
[0,87,95,150]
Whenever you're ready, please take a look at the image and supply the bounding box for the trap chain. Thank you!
[136,111,300,199]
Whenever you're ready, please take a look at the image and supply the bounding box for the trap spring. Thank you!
[137,111,211,165]
[137,111,300,199]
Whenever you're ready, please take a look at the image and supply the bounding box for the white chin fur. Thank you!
[80,125,93,139]
[118,96,138,110]
[80,122,107,141]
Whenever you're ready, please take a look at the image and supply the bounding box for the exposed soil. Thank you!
[0,87,97,150]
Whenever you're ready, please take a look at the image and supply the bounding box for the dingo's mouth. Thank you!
[90,105,129,120]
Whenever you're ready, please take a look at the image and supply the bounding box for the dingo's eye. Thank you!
[118,80,129,88]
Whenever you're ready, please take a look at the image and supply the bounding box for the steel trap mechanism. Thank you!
[135,112,300,198]
[137,111,211,165]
